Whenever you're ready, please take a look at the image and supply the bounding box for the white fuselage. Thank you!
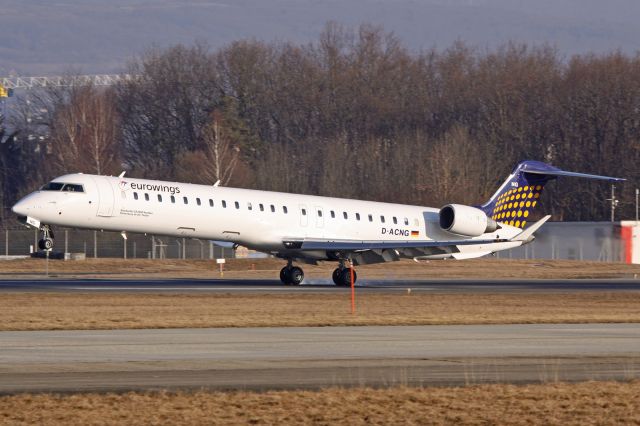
[12,173,523,260]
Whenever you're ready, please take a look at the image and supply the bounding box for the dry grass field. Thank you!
[0,258,639,329]
[1,257,640,280]
[1,381,639,425]
[1,292,640,330]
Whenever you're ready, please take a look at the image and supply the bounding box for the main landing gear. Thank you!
[280,260,305,285]
[279,259,357,286]
[332,260,357,287]
[38,225,55,251]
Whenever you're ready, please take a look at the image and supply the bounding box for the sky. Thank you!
[1,0,639,75]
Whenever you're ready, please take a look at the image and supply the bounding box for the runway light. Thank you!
[407,288,412,295]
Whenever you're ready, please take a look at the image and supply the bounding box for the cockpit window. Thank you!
[40,182,65,191]
[62,184,84,192]
[40,182,84,192]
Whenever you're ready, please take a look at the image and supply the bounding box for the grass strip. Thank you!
[1,292,640,330]
[1,381,639,425]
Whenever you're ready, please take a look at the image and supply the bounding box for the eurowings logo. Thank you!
[119,180,129,191]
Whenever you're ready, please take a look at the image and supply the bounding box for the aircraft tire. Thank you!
[339,268,357,286]
[289,266,304,285]
[279,267,291,285]
[332,268,341,285]
[38,238,54,251]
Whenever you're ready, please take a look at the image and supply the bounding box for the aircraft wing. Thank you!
[289,215,552,264]
[299,237,508,251]
[294,236,513,264]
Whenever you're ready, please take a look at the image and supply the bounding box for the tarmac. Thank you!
[1,277,640,293]
[1,323,639,393]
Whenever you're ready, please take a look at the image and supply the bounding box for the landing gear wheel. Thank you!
[38,237,54,251]
[338,268,357,287]
[280,267,290,284]
[332,268,341,285]
[279,266,305,285]
[38,225,55,251]
[288,266,304,285]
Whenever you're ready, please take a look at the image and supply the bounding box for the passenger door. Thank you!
[93,177,115,217]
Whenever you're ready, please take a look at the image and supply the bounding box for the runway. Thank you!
[1,324,639,393]
[1,277,640,293]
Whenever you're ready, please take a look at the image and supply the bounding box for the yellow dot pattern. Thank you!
[490,185,543,229]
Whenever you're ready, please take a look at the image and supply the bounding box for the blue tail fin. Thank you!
[478,160,624,229]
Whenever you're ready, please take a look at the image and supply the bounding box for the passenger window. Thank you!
[317,210,322,217]
[144,193,149,201]
[330,210,335,218]
[171,195,175,203]
[302,208,307,216]
[393,217,398,224]
[209,199,214,207]
[183,197,188,205]
[368,214,373,222]
[270,205,275,212]
[222,200,227,208]
[248,202,253,210]
[259,203,264,211]
[356,213,360,221]
[343,212,348,219]
[380,215,385,223]
[157,194,162,202]
[404,217,409,225]
[235,201,240,209]
[283,206,288,214]
[196,198,201,206]
[133,192,138,200]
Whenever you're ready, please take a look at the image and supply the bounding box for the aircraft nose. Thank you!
[11,199,29,216]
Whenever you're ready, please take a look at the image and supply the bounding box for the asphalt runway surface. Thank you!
[1,278,640,293]
[1,324,639,394]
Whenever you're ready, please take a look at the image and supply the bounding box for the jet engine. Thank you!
[439,204,498,237]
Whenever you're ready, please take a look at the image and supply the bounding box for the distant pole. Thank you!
[610,185,616,222]
[636,188,639,222]
[350,259,356,315]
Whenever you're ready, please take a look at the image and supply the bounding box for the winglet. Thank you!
[511,215,551,242]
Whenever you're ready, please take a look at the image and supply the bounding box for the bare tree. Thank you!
[47,86,120,175]
[176,109,242,185]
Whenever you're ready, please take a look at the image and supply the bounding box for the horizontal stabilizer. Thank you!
[511,215,551,242]
[522,168,625,182]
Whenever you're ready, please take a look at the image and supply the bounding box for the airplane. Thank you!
[12,160,623,286]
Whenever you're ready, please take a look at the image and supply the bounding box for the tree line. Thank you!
[1,23,638,227]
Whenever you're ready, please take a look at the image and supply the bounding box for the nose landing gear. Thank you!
[38,225,55,251]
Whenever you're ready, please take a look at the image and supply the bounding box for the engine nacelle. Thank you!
[439,204,498,237]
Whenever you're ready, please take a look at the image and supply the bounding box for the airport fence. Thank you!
[0,227,237,259]
[0,221,628,262]
[495,222,624,262]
